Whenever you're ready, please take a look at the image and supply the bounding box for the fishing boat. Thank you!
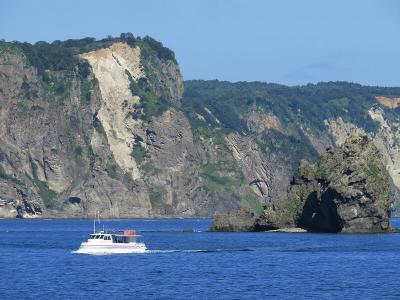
[74,213,147,254]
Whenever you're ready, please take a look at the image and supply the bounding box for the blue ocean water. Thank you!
[0,218,399,300]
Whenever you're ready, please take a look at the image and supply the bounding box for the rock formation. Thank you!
[295,134,393,232]
[209,208,257,232]
[0,36,198,218]
[1,36,400,219]
[212,134,394,233]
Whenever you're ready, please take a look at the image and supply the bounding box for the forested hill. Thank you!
[183,80,400,135]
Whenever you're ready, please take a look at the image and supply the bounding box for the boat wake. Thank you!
[147,248,252,254]
[72,248,253,255]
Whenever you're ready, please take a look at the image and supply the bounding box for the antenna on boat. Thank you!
[93,210,96,234]
[93,210,100,233]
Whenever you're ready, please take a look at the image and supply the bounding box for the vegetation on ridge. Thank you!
[183,80,400,134]
[1,33,176,82]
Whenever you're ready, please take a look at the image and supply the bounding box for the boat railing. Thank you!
[97,229,142,237]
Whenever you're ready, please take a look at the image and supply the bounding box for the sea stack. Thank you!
[294,133,393,233]
[212,133,394,233]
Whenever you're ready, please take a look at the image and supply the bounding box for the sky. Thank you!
[1,0,399,86]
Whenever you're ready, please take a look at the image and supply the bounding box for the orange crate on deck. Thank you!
[124,230,136,236]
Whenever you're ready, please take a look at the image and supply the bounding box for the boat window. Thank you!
[99,235,104,239]
[104,236,110,240]
[95,235,100,239]
[113,236,126,243]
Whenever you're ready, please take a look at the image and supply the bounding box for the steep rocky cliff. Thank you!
[1,35,400,218]
[0,35,208,218]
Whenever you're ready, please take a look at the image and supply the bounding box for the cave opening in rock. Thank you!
[298,189,343,233]
[68,197,81,204]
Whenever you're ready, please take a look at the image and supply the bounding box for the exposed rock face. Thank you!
[210,208,257,232]
[145,59,184,106]
[303,134,392,232]
[324,117,365,146]
[245,109,283,134]
[141,108,209,216]
[368,110,400,197]
[212,134,393,233]
[263,134,393,233]
[325,108,400,198]
[225,133,288,202]
[1,38,400,219]
[79,43,144,180]
[0,37,190,218]
[0,47,85,218]
[376,96,400,109]
[0,36,248,219]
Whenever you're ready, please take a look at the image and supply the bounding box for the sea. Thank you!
[0,217,399,299]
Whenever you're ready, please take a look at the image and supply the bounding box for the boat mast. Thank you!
[93,211,96,234]
[93,210,100,234]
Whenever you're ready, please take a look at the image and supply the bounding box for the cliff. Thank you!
[0,35,205,218]
[1,35,400,219]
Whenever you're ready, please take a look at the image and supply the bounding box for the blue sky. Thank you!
[1,0,399,86]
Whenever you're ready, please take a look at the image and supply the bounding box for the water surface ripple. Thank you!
[0,218,399,299]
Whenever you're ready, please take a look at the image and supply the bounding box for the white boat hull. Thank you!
[75,242,147,254]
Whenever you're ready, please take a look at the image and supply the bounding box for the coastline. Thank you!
[0,216,213,221]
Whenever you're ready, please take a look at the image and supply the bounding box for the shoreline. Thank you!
[0,216,213,221]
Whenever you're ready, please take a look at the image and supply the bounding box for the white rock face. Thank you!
[80,43,144,180]
[325,109,400,190]
[368,107,400,188]
[368,107,389,129]
[324,117,366,146]
[0,198,16,218]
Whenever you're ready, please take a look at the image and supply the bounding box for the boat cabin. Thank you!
[88,230,139,244]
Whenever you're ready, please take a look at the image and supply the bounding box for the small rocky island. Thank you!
[211,134,394,233]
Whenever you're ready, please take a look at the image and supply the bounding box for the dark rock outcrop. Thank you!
[295,134,393,232]
[211,134,394,233]
[210,208,257,232]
